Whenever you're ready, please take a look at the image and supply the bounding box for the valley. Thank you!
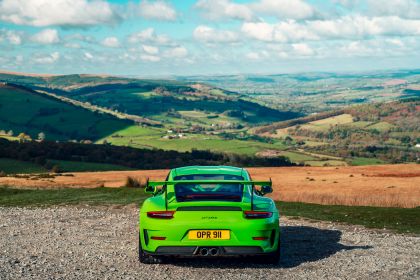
[0,70,419,169]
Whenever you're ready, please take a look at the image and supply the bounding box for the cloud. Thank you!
[163,46,188,58]
[245,51,270,60]
[195,0,318,21]
[195,0,254,21]
[250,0,317,20]
[142,45,159,55]
[366,0,420,19]
[242,16,420,43]
[291,43,315,56]
[34,52,60,64]
[0,29,23,45]
[0,0,120,27]
[193,25,239,43]
[101,37,120,48]
[31,29,60,44]
[138,0,177,21]
[140,54,161,62]
[128,28,171,45]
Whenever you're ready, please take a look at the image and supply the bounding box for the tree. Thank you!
[17,132,31,142]
[38,132,46,141]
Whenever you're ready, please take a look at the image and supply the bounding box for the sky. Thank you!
[0,0,419,76]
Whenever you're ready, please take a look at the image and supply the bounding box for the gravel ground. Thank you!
[0,205,419,280]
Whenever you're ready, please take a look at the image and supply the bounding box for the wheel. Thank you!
[138,232,168,264]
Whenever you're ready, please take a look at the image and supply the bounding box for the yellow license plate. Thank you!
[188,230,230,240]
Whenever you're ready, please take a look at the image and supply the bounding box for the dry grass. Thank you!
[0,164,419,208]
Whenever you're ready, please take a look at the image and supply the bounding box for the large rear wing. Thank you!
[146,180,272,187]
[145,179,272,211]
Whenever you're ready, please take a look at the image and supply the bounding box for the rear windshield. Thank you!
[173,174,244,202]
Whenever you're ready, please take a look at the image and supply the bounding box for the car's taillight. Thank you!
[252,237,269,240]
[147,211,175,219]
[151,236,166,240]
[244,211,273,219]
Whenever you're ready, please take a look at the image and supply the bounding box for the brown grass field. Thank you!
[1,164,419,208]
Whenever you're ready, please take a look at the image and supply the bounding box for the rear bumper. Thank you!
[144,246,271,257]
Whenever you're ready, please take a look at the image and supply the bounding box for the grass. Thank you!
[277,201,420,234]
[304,160,347,166]
[0,86,130,141]
[278,151,317,162]
[0,158,47,174]
[0,187,147,206]
[300,114,354,132]
[48,160,133,172]
[0,186,418,234]
[103,126,287,156]
[350,157,386,166]
[366,121,394,131]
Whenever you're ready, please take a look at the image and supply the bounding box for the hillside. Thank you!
[0,72,301,128]
[0,83,131,141]
[181,69,420,114]
[0,71,303,159]
[253,99,420,164]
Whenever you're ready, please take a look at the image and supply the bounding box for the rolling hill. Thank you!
[0,83,131,141]
[253,98,420,164]
[0,72,301,129]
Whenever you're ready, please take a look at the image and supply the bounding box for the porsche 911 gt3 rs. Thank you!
[138,166,280,264]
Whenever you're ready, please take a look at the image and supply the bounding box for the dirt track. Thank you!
[0,206,419,280]
[1,164,419,207]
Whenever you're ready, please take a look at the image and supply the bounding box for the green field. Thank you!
[0,186,418,234]
[0,158,47,174]
[102,125,287,155]
[278,201,420,234]
[48,160,132,172]
[301,114,354,132]
[278,151,317,162]
[350,157,386,166]
[0,85,130,141]
[0,187,147,206]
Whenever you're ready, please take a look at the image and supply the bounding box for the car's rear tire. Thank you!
[138,232,168,264]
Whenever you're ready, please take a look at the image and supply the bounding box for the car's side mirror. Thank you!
[260,185,273,195]
[145,185,157,194]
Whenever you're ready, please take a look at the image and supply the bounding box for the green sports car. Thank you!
[138,166,280,264]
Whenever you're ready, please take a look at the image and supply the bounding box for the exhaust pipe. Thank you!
[209,248,218,256]
[199,248,209,256]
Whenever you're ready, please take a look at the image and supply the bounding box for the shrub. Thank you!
[125,176,146,188]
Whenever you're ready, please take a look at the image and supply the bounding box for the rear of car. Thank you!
[138,166,280,263]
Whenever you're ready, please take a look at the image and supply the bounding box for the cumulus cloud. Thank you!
[0,29,23,45]
[34,52,60,64]
[367,0,420,19]
[196,0,318,21]
[140,54,161,62]
[138,0,177,21]
[101,37,120,48]
[242,16,420,43]
[195,0,254,21]
[291,43,315,56]
[142,45,159,55]
[193,25,239,43]
[30,29,60,44]
[0,0,120,27]
[128,28,171,45]
[163,46,188,58]
[250,0,317,20]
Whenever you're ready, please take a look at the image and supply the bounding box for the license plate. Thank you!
[188,230,230,240]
